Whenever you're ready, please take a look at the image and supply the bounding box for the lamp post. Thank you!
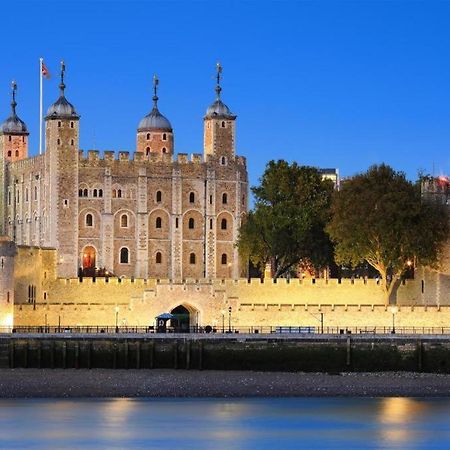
[221,309,225,333]
[390,306,398,334]
[228,306,232,333]
[115,306,119,333]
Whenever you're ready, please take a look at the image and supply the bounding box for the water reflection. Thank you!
[0,398,450,449]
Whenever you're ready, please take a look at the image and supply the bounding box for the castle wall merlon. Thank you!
[118,151,130,161]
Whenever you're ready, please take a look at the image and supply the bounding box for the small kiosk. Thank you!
[155,313,175,333]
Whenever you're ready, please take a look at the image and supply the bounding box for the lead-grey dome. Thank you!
[46,95,79,119]
[1,114,28,134]
[138,107,172,131]
[205,99,235,119]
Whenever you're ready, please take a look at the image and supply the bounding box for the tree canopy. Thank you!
[326,164,449,303]
[237,160,334,279]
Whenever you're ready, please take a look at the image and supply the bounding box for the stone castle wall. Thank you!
[8,244,450,329]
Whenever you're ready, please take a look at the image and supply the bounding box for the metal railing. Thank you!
[2,325,450,335]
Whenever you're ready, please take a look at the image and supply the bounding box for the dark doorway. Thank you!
[170,305,190,333]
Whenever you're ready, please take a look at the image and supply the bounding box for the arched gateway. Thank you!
[170,305,198,332]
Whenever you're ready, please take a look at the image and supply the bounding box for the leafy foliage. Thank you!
[326,164,449,302]
[237,160,334,279]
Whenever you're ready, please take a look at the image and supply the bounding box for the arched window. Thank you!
[99,189,103,197]
[15,150,19,157]
[93,189,98,198]
[189,253,196,264]
[221,253,227,265]
[83,188,88,197]
[189,192,195,203]
[7,151,11,157]
[221,218,227,230]
[156,191,162,202]
[85,213,93,227]
[71,122,74,128]
[146,147,150,156]
[162,133,167,141]
[120,247,129,264]
[78,189,83,197]
[156,252,162,264]
[222,193,228,204]
[162,147,167,153]
[58,121,61,128]
[146,133,150,140]
[71,139,74,146]
[8,136,11,142]
[221,156,227,165]
[221,121,225,127]
[156,217,162,228]
[57,139,60,145]
[112,189,117,198]
[117,189,122,198]
[120,214,128,228]
[188,218,194,229]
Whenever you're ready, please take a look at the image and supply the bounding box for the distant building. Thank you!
[319,168,340,189]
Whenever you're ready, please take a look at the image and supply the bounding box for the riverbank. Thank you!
[1,369,450,397]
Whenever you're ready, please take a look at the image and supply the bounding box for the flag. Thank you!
[41,61,50,79]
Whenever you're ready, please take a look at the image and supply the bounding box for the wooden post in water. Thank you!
[149,341,154,369]
[346,337,351,367]
[186,341,191,369]
[136,341,140,369]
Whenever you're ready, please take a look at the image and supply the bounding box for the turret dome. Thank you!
[45,61,79,120]
[1,81,28,134]
[205,99,235,119]
[138,75,172,131]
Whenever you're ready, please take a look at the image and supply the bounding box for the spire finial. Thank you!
[152,74,159,109]
[59,60,66,96]
[10,80,17,115]
[215,62,222,100]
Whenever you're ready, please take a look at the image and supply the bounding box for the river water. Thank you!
[0,397,449,449]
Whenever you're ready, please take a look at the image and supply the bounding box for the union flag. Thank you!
[41,61,50,79]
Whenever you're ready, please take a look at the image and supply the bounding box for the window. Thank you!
[71,139,74,146]
[146,147,150,156]
[93,189,98,198]
[99,189,103,198]
[175,217,179,228]
[221,121,225,127]
[120,214,128,228]
[57,139,60,145]
[15,150,19,157]
[156,252,162,264]
[120,247,129,264]
[162,147,167,153]
[63,199,68,207]
[8,136,11,142]
[189,253,196,264]
[79,189,83,197]
[83,188,88,197]
[146,133,150,140]
[189,192,195,203]
[188,218,194,229]
[71,122,74,128]
[117,189,122,198]
[8,192,11,205]
[221,156,227,165]
[58,121,61,128]
[221,218,227,230]
[85,213,93,227]
[34,186,37,201]
[221,253,227,265]
[156,217,162,228]
[112,189,116,198]
[156,191,162,202]
[7,151,11,157]
[210,219,213,229]
[222,193,228,204]
[163,133,167,141]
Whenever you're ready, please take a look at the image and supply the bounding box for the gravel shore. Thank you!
[1,369,450,398]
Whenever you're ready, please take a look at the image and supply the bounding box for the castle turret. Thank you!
[137,75,174,158]
[45,61,80,277]
[203,63,236,161]
[0,81,29,162]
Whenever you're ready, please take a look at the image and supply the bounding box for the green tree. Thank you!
[326,164,449,304]
[237,160,334,279]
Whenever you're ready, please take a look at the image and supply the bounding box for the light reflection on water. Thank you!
[1,397,450,449]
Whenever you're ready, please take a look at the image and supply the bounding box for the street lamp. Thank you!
[390,306,398,334]
[228,306,232,333]
[115,306,119,333]
[221,309,225,333]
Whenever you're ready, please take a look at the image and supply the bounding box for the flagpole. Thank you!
[39,57,43,155]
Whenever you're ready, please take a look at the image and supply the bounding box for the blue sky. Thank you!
[2,0,450,189]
